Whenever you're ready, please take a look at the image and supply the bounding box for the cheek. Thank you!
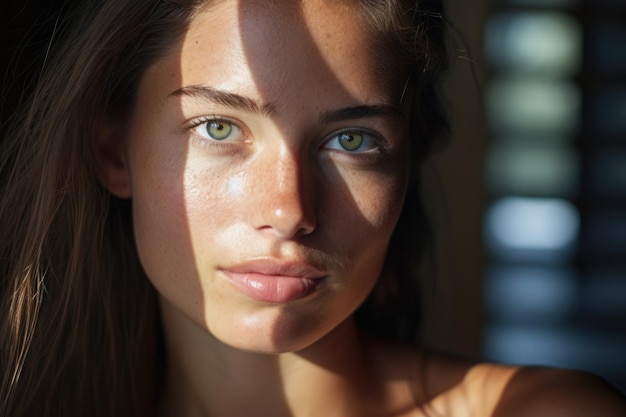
[334,160,408,246]
[323,160,408,298]
[128,139,232,308]
[130,154,193,283]
[354,174,405,229]
[179,166,241,260]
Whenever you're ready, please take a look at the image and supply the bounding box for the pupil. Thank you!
[208,121,231,139]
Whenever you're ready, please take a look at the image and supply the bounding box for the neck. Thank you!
[158,300,384,417]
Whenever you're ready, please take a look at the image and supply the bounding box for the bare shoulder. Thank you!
[362,338,626,417]
[424,353,626,417]
[489,366,626,417]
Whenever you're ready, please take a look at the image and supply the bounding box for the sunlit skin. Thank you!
[113,0,410,415]
[98,1,626,416]
[125,0,409,355]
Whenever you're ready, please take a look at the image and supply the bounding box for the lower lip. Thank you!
[221,271,323,303]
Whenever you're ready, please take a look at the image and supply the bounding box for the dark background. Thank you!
[0,1,71,130]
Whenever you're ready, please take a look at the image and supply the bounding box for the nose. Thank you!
[250,148,317,239]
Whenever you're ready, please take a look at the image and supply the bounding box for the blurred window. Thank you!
[483,0,626,393]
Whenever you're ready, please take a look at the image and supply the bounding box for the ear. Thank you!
[92,120,132,199]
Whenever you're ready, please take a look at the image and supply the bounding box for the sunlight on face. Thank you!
[125,0,410,353]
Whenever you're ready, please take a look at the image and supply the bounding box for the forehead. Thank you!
[142,0,402,107]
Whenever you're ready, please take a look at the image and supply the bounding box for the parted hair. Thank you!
[0,0,449,415]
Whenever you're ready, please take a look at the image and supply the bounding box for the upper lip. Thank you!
[220,258,326,279]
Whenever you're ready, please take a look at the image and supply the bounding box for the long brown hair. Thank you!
[1,1,202,415]
[0,0,449,415]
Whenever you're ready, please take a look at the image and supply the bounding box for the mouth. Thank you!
[219,259,327,303]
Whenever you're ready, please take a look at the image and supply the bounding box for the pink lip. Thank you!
[220,259,326,303]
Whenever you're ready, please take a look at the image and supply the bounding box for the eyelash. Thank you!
[187,116,246,147]
[186,116,390,160]
[323,129,387,153]
[323,129,393,168]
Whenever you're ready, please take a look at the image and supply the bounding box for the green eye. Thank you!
[338,132,363,151]
[324,130,379,154]
[207,121,234,140]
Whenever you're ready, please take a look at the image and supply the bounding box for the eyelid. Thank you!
[187,115,238,130]
[323,127,388,153]
[187,115,248,143]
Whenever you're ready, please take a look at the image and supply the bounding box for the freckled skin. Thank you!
[101,2,626,416]
[125,0,410,354]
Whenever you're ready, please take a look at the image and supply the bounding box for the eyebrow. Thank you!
[319,104,405,124]
[170,85,276,117]
[170,85,404,123]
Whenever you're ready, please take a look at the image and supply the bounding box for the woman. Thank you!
[1,0,625,416]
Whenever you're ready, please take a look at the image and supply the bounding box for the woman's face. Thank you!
[117,0,410,353]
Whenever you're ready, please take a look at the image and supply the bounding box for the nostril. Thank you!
[263,205,316,238]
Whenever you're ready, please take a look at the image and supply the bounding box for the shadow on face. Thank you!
[123,0,412,411]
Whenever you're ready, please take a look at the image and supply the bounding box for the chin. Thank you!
[204,307,347,355]
[209,328,320,355]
